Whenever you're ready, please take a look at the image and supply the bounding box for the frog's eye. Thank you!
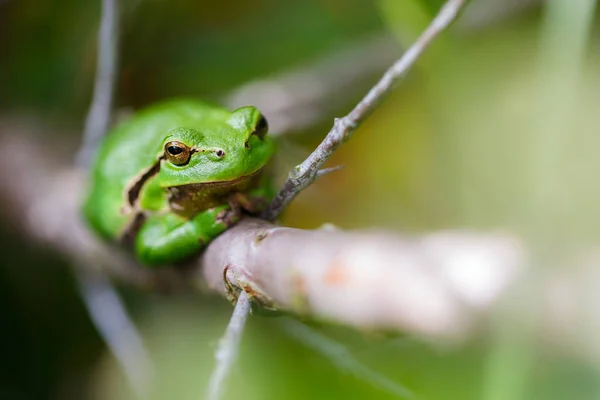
[164,141,191,165]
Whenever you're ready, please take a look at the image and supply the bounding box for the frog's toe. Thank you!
[216,206,241,227]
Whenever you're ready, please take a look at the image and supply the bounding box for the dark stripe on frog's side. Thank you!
[126,156,163,207]
[118,157,162,243]
[120,211,147,246]
[167,167,265,219]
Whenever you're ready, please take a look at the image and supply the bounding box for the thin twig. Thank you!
[263,0,466,220]
[76,268,154,399]
[76,0,119,168]
[282,318,417,399]
[206,292,252,400]
[316,165,344,178]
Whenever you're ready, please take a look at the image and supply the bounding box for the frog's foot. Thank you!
[216,202,242,227]
[223,264,282,316]
[228,192,268,215]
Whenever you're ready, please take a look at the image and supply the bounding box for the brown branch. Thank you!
[0,129,522,342]
[201,218,523,341]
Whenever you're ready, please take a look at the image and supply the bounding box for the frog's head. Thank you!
[157,106,274,188]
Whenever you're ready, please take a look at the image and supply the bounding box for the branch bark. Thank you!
[201,218,522,341]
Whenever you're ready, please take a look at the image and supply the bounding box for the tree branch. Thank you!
[201,218,522,341]
[263,0,466,220]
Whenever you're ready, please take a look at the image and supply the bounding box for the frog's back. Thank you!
[83,99,231,239]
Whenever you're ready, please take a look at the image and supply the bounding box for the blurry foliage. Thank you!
[0,0,382,115]
[2,0,600,399]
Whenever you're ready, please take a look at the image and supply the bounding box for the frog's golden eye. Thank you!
[164,141,191,165]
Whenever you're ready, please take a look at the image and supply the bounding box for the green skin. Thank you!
[83,99,276,266]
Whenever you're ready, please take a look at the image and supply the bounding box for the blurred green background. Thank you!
[2,0,600,399]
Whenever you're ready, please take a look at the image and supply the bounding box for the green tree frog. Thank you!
[83,99,276,266]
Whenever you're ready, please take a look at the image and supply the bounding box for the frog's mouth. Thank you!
[170,166,264,190]
[166,167,265,217]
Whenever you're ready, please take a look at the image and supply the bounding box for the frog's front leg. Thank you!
[135,205,240,266]
[227,169,276,215]
[229,186,274,215]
